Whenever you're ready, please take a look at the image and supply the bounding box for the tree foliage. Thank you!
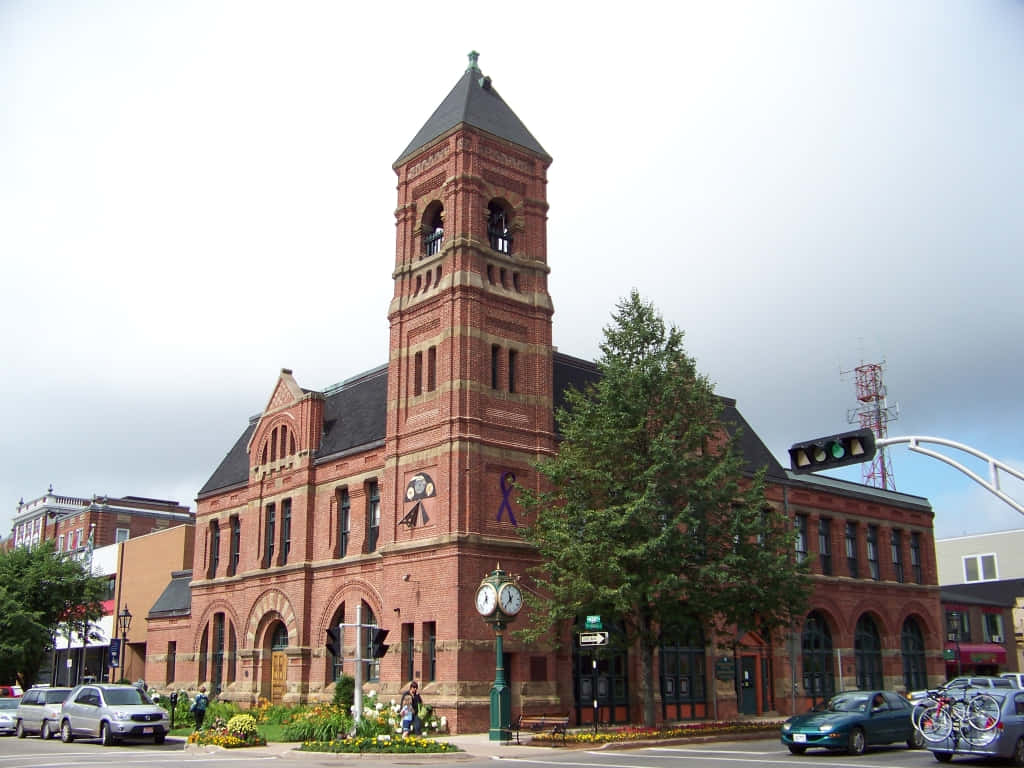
[516,291,810,725]
[0,540,108,687]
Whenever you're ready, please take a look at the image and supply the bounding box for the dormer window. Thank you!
[487,201,511,254]
[423,204,443,257]
[258,423,296,467]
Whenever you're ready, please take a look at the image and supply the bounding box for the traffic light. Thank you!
[370,628,390,658]
[326,626,341,658]
[788,428,876,473]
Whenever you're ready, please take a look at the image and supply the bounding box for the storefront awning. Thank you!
[944,642,1007,665]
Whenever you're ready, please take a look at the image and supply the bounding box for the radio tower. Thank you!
[844,361,899,490]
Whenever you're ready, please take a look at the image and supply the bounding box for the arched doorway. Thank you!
[854,614,883,689]
[264,621,289,705]
[901,616,927,692]
[801,611,834,706]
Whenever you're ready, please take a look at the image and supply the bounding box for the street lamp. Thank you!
[118,606,132,681]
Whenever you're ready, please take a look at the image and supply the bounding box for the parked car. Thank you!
[925,688,1024,764]
[781,690,924,755]
[15,687,72,739]
[910,676,1017,702]
[59,683,169,745]
[1003,673,1024,689]
[0,697,19,735]
[0,685,23,698]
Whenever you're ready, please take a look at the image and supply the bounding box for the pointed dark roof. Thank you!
[396,51,549,165]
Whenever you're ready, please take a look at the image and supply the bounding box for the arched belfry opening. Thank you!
[423,203,443,258]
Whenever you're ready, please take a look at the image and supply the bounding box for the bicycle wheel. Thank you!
[960,719,999,747]
[918,705,953,742]
[966,694,1001,731]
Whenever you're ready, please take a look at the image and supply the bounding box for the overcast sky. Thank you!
[2,1,1022,542]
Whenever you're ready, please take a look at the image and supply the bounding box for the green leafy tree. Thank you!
[517,291,810,726]
[0,540,108,687]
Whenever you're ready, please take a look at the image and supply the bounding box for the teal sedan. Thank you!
[781,690,925,755]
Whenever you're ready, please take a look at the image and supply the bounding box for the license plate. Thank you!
[793,733,806,743]
[142,727,153,734]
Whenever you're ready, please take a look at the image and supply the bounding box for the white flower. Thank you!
[375,702,383,710]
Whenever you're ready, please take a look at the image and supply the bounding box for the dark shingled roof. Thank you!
[199,353,926,513]
[396,52,549,165]
[941,578,1024,608]
[148,570,192,618]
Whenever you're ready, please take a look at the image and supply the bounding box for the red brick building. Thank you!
[145,53,945,729]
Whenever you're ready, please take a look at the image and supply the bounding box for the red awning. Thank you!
[945,642,1007,665]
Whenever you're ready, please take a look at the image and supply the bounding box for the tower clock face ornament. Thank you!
[475,583,498,616]
[498,582,523,615]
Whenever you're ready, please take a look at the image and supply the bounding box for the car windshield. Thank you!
[44,690,70,704]
[103,688,150,706]
[0,699,18,709]
[827,693,871,712]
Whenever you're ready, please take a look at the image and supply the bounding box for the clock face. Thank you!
[498,583,523,615]
[475,583,498,616]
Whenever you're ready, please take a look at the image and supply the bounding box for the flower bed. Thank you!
[299,735,459,754]
[187,714,267,748]
[533,720,785,745]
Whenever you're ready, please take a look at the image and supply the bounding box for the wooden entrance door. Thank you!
[271,651,287,705]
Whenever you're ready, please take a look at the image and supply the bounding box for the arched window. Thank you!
[855,614,883,689]
[901,616,927,691]
[423,205,443,257]
[328,604,345,681]
[363,604,380,682]
[487,201,511,254]
[801,611,834,704]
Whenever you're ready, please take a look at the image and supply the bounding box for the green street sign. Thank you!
[585,615,603,630]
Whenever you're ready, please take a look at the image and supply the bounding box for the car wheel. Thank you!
[100,721,116,747]
[15,720,25,738]
[787,744,807,755]
[1013,736,1024,767]
[908,728,925,749]
[40,720,51,739]
[154,732,166,745]
[933,752,953,764]
[848,727,866,756]
[60,720,74,743]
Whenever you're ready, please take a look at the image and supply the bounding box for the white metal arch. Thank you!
[877,436,1024,515]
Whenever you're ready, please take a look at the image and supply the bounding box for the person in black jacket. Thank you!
[401,681,424,735]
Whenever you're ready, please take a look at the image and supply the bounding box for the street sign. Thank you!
[579,631,609,646]
[585,615,603,630]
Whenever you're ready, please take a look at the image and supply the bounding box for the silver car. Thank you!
[0,697,18,735]
[14,687,72,738]
[59,684,169,745]
[926,688,1024,764]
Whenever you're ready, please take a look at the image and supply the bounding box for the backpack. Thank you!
[193,693,208,712]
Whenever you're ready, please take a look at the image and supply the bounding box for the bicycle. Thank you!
[915,689,1001,747]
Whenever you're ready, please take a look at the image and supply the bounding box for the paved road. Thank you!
[0,735,949,768]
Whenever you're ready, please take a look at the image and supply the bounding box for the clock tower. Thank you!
[385,52,555,541]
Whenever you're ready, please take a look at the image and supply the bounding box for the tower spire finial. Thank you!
[467,50,480,71]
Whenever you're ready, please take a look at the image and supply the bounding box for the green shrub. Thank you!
[227,714,259,738]
[332,675,354,710]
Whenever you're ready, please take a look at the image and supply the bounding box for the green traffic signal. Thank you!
[788,429,876,473]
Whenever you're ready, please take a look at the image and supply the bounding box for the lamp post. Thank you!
[117,606,133,682]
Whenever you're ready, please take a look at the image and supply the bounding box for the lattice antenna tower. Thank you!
[842,360,900,489]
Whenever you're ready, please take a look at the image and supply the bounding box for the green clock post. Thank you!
[475,565,523,741]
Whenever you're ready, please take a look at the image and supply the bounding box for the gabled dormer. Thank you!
[247,368,324,477]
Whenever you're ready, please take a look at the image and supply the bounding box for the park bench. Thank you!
[513,713,569,744]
